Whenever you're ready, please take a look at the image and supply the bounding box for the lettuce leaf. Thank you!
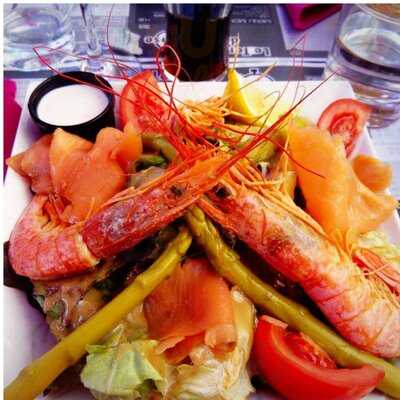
[81,288,256,400]
[355,231,400,294]
[357,231,400,264]
[168,287,255,400]
[80,306,171,400]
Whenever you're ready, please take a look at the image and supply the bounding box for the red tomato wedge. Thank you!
[119,71,168,131]
[284,331,336,369]
[317,99,371,156]
[7,135,53,194]
[253,318,384,400]
[144,258,236,359]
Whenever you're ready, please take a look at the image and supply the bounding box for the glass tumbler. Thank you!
[325,5,400,127]
[163,4,232,81]
[4,4,75,71]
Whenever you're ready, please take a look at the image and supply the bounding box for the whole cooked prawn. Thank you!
[199,161,400,359]
[9,154,227,280]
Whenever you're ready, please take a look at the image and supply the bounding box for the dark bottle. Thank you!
[164,4,232,81]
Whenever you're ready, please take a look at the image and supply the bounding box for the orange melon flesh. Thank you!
[352,154,392,193]
[96,126,143,173]
[119,121,143,171]
[289,126,397,237]
[50,128,93,194]
[144,258,236,357]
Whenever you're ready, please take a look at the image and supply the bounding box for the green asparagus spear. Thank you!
[5,229,192,400]
[185,207,400,399]
[142,132,177,161]
[143,126,280,166]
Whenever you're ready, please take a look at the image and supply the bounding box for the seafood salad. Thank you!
[4,68,400,400]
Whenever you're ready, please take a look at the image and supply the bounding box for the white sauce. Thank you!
[37,84,109,126]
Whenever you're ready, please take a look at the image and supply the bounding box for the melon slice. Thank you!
[352,154,392,193]
[289,126,397,237]
[50,128,93,194]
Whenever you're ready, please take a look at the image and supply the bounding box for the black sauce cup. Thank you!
[28,71,115,141]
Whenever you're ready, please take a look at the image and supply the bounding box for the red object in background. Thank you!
[4,80,22,178]
[285,4,342,30]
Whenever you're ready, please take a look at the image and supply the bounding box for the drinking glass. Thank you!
[4,4,74,71]
[163,4,232,81]
[79,4,109,73]
[325,5,400,127]
[79,4,142,76]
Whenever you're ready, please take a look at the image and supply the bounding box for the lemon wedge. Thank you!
[224,69,289,127]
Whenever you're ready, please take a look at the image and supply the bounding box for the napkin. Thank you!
[285,4,341,30]
[4,79,22,178]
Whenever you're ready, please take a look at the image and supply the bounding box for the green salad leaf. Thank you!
[357,231,400,263]
[81,288,255,400]
[168,287,255,400]
[80,307,171,400]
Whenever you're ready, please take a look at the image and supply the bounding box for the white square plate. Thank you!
[4,80,399,399]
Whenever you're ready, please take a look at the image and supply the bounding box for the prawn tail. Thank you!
[307,257,400,359]
[9,195,98,280]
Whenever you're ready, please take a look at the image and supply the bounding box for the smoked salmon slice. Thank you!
[9,127,142,224]
[51,128,125,222]
[50,127,142,223]
[7,135,53,194]
[164,333,205,364]
[96,126,142,173]
[144,258,236,358]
